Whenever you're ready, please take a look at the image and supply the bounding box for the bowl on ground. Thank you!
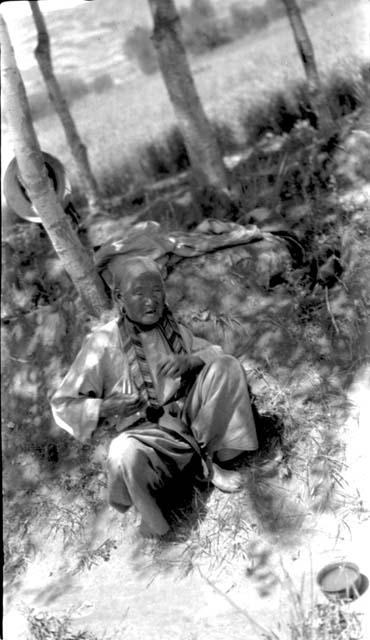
[317,561,367,601]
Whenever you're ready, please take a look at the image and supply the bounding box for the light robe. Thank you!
[51,319,258,532]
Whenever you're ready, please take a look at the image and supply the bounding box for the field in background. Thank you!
[6,0,367,198]
[3,0,312,85]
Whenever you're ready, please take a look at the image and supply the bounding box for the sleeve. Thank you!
[179,324,224,364]
[50,332,105,442]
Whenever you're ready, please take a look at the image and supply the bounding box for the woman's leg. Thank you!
[182,354,258,492]
[107,433,171,535]
[183,354,258,454]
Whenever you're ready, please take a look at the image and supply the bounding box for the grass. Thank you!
[28,0,369,198]
[33,62,368,206]
[4,138,369,634]
[26,609,98,640]
[196,567,365,640]
[2,1,370,637]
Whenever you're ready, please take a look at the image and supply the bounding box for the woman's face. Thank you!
[119,272,165,325]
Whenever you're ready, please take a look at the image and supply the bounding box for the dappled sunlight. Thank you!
[3,183,368,623]
[2,0,370,636]
[246,469,308,542]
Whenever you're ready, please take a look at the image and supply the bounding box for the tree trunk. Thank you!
[0,16,110,318]
[29,1,103,216]
[281,0,333,131]
[148,0,228,189]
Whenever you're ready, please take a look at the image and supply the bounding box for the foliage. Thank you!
[179,0,234,55]
[2,129,358,597]
[89,66,366,212]
[27,608,99,640]
[29,76,89,121]
[230,3,270,39]
[123,25,158,76]
[294,602,363,639]
[123,0,233,75]
[138,126,189,179]
[122,0,330,76]
[114,68,368,197]
[33,0,367,196]
[89,73,114,94]
[3,2,369,635]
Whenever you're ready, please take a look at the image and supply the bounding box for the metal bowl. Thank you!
[317,562,363,601]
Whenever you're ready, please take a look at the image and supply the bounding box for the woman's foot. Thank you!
[138,518,170,538]
[210,462,244,493]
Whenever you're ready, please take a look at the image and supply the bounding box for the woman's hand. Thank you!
[100,393,143,419]
[157,354,204,379]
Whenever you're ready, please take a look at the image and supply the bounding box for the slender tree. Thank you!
[0,16,109,317]
[148,0,229,189]
[29,1,103,216]
[281,0,332,130]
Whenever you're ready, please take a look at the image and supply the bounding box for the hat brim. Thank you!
[3,152,67,223]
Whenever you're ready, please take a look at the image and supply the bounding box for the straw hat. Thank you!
[3,152,68,223]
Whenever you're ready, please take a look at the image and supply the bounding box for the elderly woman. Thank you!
[51,256,258,536]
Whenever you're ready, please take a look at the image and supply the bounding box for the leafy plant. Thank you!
[27,609,98,640]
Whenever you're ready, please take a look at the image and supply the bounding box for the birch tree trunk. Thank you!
[281,0,333,130]
[148,0,228,189]
[29,1,102,216]
[0,16,109,317]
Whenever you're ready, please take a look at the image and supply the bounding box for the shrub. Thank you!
[229,4,254,37]
[270,92,302,133]
[325,73,364,119]
[28,75,89,121]
[124,0,234,72]
[266,0,286,22]
[142,141,172,178]
[245,6,269,32]
[123,25,158,76]
[136,127,190,180]
[239,66,366,146]
[181,1,233,54]
[165,126,190,173]
[90,73,114,94]
[230,2,269,39]
[211,120,240,154]
[190,0,215,21]
[28,90,53,121]
[59,74,89,102]
[96,163,136,199]
[123,0,328,77]
[360,62,370,85]
[293,83,317,126]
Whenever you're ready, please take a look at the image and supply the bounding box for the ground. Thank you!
[2,2,370,638]
[3,108,370,639]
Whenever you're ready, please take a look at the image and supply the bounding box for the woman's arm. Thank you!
[156,324,223,379]
[51,332,105,441]
[180,323,224,364]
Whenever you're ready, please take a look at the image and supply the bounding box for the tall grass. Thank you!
[28,0,368,198]
[77,64,369,200]
[122,0,353,76]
